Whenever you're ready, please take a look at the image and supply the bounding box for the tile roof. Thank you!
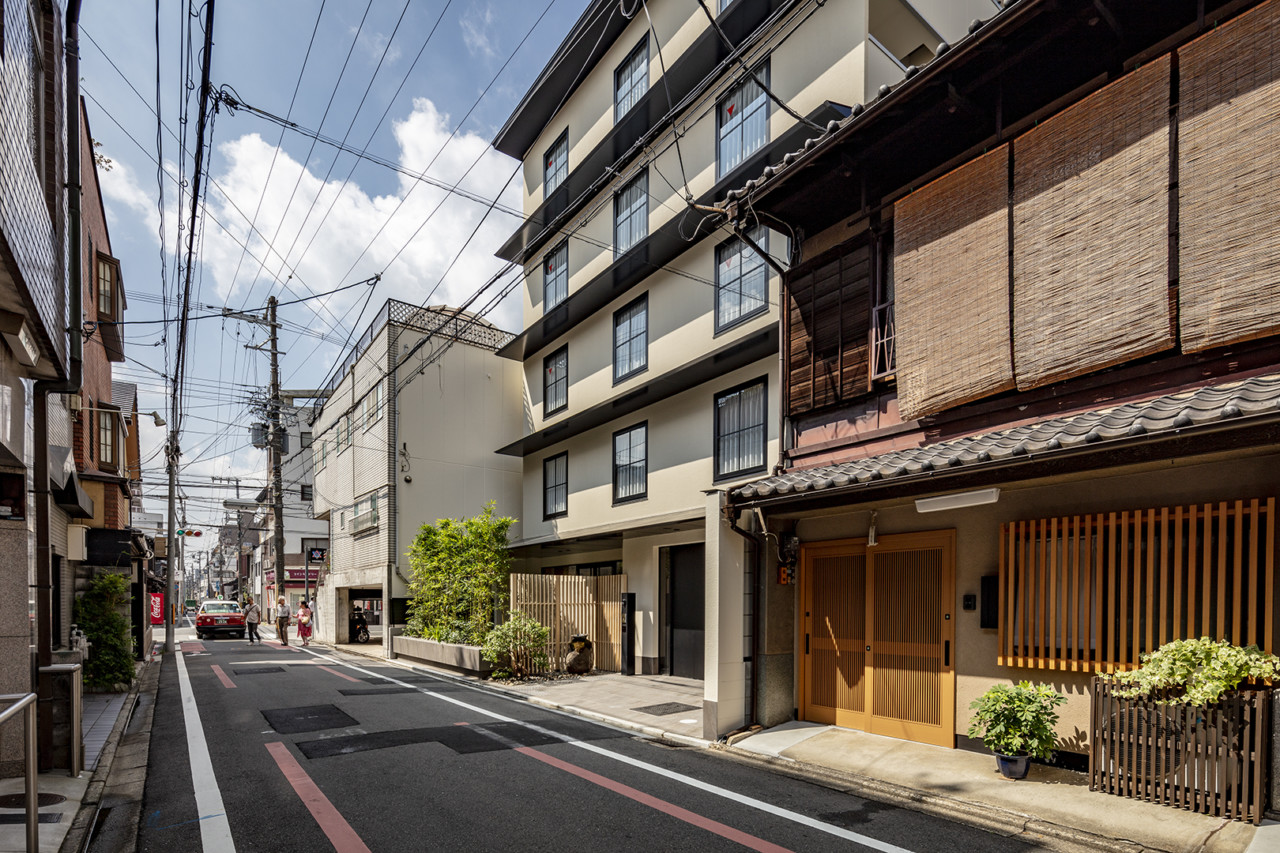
[111,380,137,421]
[731,373,1280,503]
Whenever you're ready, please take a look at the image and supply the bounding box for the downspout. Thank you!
[32,0,84,769]
[725,506,765,728]
[385,327,398,660]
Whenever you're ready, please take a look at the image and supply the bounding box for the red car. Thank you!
[195,601,246,640]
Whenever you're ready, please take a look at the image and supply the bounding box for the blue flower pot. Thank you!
[995,753,1030,780]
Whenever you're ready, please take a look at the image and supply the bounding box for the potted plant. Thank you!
[968,681,1065,780]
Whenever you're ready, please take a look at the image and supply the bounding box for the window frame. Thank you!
[612,293,649,384]
[611,422,648,505]
[543,345,569,417]
[300,485,313,502]
[543,129,569,195]
[614,36,649,123]
[713,376,768,482]
[717,63,770,178]
[543,240,569,312]
[98,409,117,470]
[96,253,121,319]
[715,226,770,333]
[613,170,648,258]
[543,452,568,520]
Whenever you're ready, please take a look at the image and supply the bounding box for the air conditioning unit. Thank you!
[67,524,88,561]
[67,393,82,413]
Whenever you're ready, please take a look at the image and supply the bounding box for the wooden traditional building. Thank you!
[707,0,1280,757]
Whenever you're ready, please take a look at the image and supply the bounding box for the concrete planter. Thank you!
[392,635,494,676]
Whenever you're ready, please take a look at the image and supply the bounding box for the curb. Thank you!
[58,658,154,853]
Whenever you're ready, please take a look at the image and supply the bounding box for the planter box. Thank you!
[1089,678,1271,824]
[392,635,494,676]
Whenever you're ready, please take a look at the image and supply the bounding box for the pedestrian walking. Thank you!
[297,600,313,646]
[244,597,262,645]
[276,596,292,645]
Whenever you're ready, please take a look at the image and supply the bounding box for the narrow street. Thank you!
[130,628,1054,853]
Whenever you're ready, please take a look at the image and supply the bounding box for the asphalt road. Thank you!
[135,629,1058,853]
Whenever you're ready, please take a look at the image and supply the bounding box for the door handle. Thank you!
[944,640,951,667]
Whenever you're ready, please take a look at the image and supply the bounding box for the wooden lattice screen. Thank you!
[894,145,1014,420]
[1011,55,1174,390]
[998,498,1277,671]
[1177,0,1280,353]
[510,574,627,673]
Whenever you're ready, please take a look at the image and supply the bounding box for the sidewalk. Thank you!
[0,678,143,853]
[324,638,1280,853]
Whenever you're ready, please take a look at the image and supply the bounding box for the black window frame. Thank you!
[717,62,770,178]
[613,170,648,258]
[543,129,569,195]
[543,240,569,312]
[612,293,649,384]
[611,421,648,505]
[543,345,569,417]
[543,451,569,520]
[715,226,769,333]
[300,485,314,502]
[713,376,768,482]
[614,36,649,123]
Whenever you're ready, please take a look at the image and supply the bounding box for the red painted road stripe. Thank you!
[318,666,361,683]
[210,665,236,689]
[265,742,372,853]
[515,746,793,853]
[181,641,206,652]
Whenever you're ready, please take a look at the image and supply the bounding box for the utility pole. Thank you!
[269,296,286,610]
[164,435,179,653]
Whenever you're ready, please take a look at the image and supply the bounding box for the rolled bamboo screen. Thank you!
[1177,0,1280,353]
[998,498,1276,672]
[786,238,872,415]
[1012,56,1174,390]
[894,145,1014,420]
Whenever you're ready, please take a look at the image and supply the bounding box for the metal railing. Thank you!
[0,693,39,851]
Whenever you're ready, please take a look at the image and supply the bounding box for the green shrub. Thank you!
[73,573,134,691]
[481,612,550,679]
[967,681,1065,760]
[405,502,516,646]
[1101,638,1280,706]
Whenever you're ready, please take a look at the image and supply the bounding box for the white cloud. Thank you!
[358,29,403,66]
[461,4,499,60]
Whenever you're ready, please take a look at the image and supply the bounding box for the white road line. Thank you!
[174,648,237,852]
[301,648,913,853]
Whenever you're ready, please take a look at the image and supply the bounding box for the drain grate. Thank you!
[0,814,61,824]
[632,702,699,716]
[0,793,65,808]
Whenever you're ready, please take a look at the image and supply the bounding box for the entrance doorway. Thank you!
[799,530,955,748]
[668,543,705,679]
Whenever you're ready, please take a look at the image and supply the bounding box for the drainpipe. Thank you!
[725,506,765,728]
[385,327,398,660]
[32,0,84,769]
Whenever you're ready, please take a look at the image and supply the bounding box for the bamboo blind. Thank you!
[1177,0,1280,353]
[786,238,872,415]
[894,145,1015,420]
[1012,56,1174,390]
[998,498,1277,671]
[509,574,627,673]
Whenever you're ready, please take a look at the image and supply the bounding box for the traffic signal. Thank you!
[174,529,203,537]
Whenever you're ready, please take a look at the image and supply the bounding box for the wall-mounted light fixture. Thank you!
[915,487,1001,514]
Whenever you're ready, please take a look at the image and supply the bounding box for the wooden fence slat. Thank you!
[1267,498,1276,653]
[1203,504,1213,638]
[1249,499,1260,648]
[1173,506,1184,644]
[1234,500,1244,646]
[1218,502,1228,640]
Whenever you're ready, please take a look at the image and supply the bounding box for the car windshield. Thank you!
[202,603,240,614]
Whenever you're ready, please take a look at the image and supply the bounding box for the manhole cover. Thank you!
[0,793,66,808]
[632,702,699,717]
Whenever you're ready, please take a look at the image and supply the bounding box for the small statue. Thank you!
[565,634,593,674]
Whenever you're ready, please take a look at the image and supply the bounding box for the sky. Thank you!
[78,0,590,553]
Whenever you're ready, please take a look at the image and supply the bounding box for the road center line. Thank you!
[174,650,236,852]
[303,650,912,853]
[266,742,372,853]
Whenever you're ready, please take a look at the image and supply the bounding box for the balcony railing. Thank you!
[351,509,379,533]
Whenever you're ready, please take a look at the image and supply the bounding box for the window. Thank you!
[716,226,768,331]
[870,229,896,380]
[612,423,647,503]
[613,295,648,382]
[99,410,116,469]
[543,452,568,519]
[614,171,647,257]
[314,439,326,472]
[300,485,313,501]
[543,241,568,312]
[96,255,120,318]
[87,399,94,463]
[714,378,767,480]
[544,130,568,195]
[352,492,379,532]
[614,38,648,121]
[544,346,568,416]
[718,66,769,177]
[301,431,313,449]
